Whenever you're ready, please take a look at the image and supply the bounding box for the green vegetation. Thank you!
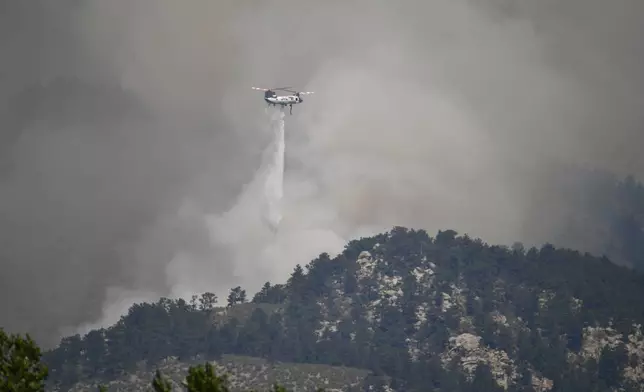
[36,223,644,391]
[0,328,325,391]
[0,328,48,392]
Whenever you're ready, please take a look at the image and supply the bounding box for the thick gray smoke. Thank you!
[0,0,643,346]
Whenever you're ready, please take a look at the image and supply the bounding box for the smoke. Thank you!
[0,0,643,346]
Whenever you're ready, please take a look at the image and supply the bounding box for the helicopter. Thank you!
[252,86,314,115]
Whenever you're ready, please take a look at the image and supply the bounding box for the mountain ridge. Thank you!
[43,226,644,391]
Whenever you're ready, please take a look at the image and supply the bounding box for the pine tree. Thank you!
[152,369,173,392]
[182,362,230,392]
[0,328,49,392]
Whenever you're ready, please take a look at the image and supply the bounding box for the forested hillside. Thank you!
[41,221,644,391]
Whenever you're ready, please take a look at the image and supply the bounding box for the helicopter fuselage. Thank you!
[257,88,310,114]
[264,94,302,106]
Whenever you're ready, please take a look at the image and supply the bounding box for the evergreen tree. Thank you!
[152,369,173,392]
[199,292,218,311]
[0,328,48,392]
[183,362,230,392]
[227,286,247,307]
[469,364,503,392]
[597,343,628,387]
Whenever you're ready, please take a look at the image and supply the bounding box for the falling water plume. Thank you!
[261,109,286,230]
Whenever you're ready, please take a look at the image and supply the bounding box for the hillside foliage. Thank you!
[0,328,48,392]
[0,328,322,392]
[39,221,644,391]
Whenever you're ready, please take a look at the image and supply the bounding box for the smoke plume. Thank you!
[0,0,643,346]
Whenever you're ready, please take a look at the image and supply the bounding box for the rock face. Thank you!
[441,333,554,391]
[345,231,644,391]
[443,333,514,387]
[46,228,644,391]
[624,325,644,384]
[575,324,644,386]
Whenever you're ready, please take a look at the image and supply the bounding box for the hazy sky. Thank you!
[0,0,643,347]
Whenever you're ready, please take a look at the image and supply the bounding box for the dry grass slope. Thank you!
[67,354,371,392]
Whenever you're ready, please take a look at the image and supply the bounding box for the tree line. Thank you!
[5,215,644,391]
[0,327,324,392]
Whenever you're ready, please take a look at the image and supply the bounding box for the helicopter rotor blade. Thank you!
[271,87,294,92]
